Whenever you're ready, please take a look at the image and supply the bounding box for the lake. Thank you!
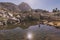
[0,24,60,40]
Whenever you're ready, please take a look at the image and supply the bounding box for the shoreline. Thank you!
[0,20,60,30]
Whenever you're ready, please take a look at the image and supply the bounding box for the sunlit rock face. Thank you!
[18,2,32,12]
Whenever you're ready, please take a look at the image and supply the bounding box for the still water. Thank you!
[0,24,60,40]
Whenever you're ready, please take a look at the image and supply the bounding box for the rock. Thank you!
[0,22,3,25]
[43,20,48,24]
[48,22,54,26]
[56,23,60,26]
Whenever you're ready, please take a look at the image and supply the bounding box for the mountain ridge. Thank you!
[0,2,49,13]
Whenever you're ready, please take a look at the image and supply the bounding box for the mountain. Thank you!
[0,2,49,13]
[18,2,32,12]
[0,2,21,13]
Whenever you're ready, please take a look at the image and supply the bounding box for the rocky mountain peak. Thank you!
[18,2,32,11]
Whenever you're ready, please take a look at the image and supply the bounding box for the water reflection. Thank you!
[26,32,33,40]
[0,24,60,40]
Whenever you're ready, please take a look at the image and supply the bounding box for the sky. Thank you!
[0,0,60,11]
